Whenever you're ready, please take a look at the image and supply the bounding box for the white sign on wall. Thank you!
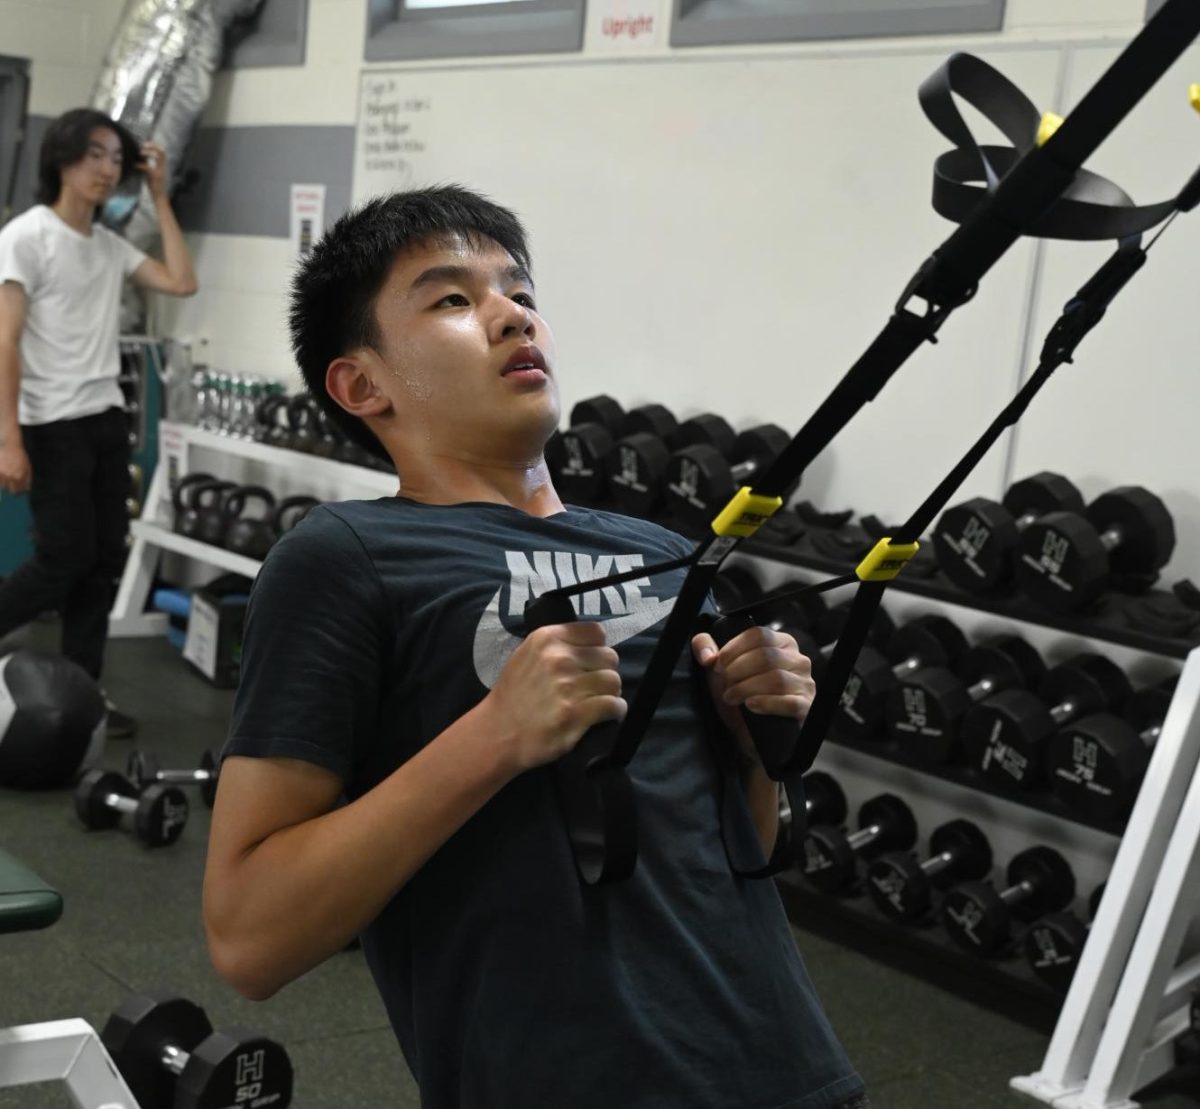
[290,183,326,257]
[585,0,667,52]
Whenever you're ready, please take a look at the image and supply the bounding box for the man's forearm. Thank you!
[0,341,21,446]
[742,762,781,857]
[204,699,519,1001]
[153,194,198,294]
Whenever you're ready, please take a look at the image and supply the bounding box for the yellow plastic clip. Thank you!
[711,487,783,539]
[855,537,921,583]
[1037,112,1065,147]
[1190,83,1200,114]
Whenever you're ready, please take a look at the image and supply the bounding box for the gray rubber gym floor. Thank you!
[1,626,1197,1108]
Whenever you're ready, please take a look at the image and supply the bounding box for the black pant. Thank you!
[0,407,130,680]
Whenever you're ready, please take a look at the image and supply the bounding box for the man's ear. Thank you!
[326,353,391,419]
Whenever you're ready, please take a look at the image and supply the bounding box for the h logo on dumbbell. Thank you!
[900,687,928,731]
[1031,529,1070,579]
[958,514,990,561]
[619,444,639,487]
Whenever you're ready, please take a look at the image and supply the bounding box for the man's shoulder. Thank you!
[0,205,47,244]
[566,505,695,555]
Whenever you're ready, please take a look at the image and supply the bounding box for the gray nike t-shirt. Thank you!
[226,497,863,1109]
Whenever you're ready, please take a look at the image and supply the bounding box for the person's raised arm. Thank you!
[0,282,30,495]
[130,142,197,297]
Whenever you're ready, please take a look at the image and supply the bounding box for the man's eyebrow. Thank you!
[88,141,122,157]
[408,263,534,294]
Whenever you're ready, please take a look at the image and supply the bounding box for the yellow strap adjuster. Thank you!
[856,537,921,582]
[711,487,783,539]
[1037,111,1065,147]
[1190,83,1200,114]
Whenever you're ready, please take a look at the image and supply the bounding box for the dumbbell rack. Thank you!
[733,535,1200,1107]
[109,419,397,638]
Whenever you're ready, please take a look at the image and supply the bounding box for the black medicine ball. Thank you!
[0,649,106,789]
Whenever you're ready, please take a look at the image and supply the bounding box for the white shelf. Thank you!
[160,421,398,496]
[130,520,264,580]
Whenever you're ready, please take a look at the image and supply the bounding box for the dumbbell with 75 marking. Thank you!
[1015,486,1176,612]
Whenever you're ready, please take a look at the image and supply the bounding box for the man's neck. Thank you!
[50,190,96,235]
[394,452,565,517]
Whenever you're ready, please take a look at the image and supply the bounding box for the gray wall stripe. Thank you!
[11,120,353,239]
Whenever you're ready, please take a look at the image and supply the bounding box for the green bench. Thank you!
[0,846,62,935]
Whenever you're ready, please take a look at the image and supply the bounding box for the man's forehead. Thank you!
[388,235,518,279]
[88,128,124,153]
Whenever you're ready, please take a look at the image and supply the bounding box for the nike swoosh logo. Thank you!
[472,587,677,690]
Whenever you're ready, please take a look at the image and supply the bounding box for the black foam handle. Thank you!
[708,612,801,780]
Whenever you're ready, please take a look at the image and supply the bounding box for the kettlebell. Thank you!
[172,473,216,534]
[223,485,278,560]
[190,480,238,546]
[312,407,341,460]
[286,394,320,454]
[255,394,286,445]
[273,495,321,538]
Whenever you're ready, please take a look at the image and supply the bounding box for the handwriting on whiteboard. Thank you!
[361,75,431,182]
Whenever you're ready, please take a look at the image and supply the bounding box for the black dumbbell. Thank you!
[885,636,1046,765]
[666,424,792,532]
[606,410,743,519]
[128,749,220,810]
[101,992,294,1109]
[932,472,1085,594]
[74,769,189,848]
[1047,675,1177,821]
[1024,883,1106,995]
[553,395,626,504]
[801,794,917,894]
[779,770,849,835]
[961,654,1131,792]
[865,819,993,924]
[835,615,968,742]
[1015,486,1176,613]
[941,845,1076,955]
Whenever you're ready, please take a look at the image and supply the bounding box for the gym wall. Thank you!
[4,0,1197,583]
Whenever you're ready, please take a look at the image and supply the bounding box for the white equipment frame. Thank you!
[0,1018,140,1108]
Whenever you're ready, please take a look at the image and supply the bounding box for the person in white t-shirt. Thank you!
[0,108,197,738]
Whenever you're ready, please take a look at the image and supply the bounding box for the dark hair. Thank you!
[289,185,532,463]
[37,108,141,207]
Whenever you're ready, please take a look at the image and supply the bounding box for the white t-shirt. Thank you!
[0,205,147,425]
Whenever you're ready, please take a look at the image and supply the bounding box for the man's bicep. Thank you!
[208,755,343,864]
[0,281,28,345]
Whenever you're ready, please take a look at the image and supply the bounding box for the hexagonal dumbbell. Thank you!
[1015,486,1176,612]
[1047,675,1177,822]
[609,410,739,524]
[933,472,1084,594]
[865,819,993,925]
[550,395,625,504]
[74,769,189,848]
[801,794,917,894]
[961,654,1131,792]
[779,770,848,837]
[835,615,968,742]
[1024,883,1105,995]
[885,636,1046,765]
[101,992,294,1109]
[665,423,792,532]
[940,845,1076,955]
[128,749,220,810]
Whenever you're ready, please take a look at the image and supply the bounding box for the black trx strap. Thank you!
[527,0,1200,885]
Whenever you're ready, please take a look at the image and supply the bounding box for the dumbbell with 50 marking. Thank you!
[865,819,993,924]
[961,653,1131,793]
[941,845,1076,955]
[74,769,189,848]
[101,992,294,1109]
[801,794,917,894]
[128,749,220,809]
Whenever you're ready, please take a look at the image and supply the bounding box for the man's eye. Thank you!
[435,293,469,307]
[513,293,537,310]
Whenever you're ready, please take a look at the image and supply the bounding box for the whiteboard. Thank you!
[352,49,1067,521]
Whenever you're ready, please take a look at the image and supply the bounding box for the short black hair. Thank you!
[289,185,532,463]
[37,108,141,207]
